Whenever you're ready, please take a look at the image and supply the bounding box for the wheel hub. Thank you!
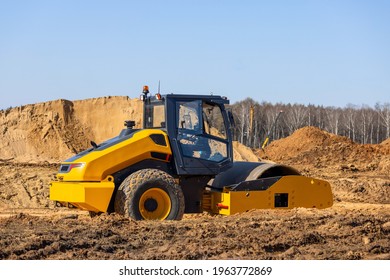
[144,198,158,212]
[139,188,172,220]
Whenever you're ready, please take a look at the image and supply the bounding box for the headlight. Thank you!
[59,163,85,173]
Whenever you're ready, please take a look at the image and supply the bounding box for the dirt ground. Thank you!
[0,98,389,260]
[1,158,389,260]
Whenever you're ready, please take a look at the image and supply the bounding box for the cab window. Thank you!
[202,103,227,139]
[177,100,228,162]
[144,102,165,128]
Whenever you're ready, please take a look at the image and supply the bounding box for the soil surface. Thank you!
[0,98,389,260]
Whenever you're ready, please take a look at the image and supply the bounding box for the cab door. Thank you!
[168,97,233,175]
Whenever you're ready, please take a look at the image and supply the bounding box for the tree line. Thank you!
[230,98,390,148]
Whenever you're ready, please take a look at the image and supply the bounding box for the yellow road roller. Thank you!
[50,86,333,220]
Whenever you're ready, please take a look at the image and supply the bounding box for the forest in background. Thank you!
[230,98,390,148]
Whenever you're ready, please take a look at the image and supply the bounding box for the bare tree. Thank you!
[325,107,341,135]
[232,98,258,146]
[283,104,308,134]
[359,105,376,144]
[377,103,390,140]
[343,104,358,142]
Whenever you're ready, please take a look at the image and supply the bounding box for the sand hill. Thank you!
[0,96,259,163]
[260,126,390,174]
[0,97,141,162]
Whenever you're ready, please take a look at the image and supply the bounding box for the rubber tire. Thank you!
[114,169,185,220]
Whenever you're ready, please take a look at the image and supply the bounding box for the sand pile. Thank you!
[256,127,390,204]
[233,141,260,162]
[261,126,388,174]
[0,97,142,162]
[263,126,352,161]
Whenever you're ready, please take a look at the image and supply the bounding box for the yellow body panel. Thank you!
[208,175,333,215]
[56,130,171,182]
[50,179,115,212]
[50,129,171,212]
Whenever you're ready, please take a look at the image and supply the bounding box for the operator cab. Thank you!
[140,86,233,176]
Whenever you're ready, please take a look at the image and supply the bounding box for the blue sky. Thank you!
[1,0,389,109]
